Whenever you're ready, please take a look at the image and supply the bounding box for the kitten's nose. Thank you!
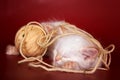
[55,54,62,61]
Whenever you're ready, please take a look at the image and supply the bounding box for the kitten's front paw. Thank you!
[62,61,80,70]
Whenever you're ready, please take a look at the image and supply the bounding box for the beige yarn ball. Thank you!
[15,22,47,57]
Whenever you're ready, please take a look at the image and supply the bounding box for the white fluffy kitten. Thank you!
[42,21,100,70]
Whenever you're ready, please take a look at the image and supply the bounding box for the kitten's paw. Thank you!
[62,61,79,70]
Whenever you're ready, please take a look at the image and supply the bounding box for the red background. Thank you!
[0,0,120,79]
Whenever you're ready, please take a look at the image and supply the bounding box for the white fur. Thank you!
[49,34,98,70]
[42,21,100,70]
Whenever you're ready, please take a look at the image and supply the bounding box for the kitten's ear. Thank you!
[43,24,53,33]
[57,26,70,34]
[81,47,98,60]
[57,27,64,34]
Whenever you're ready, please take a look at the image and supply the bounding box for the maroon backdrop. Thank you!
[0,0,120,73]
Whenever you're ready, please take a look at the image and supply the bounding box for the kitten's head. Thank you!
[53,47,99,70]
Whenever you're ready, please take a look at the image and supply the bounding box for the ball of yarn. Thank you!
[15,22,47,57]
